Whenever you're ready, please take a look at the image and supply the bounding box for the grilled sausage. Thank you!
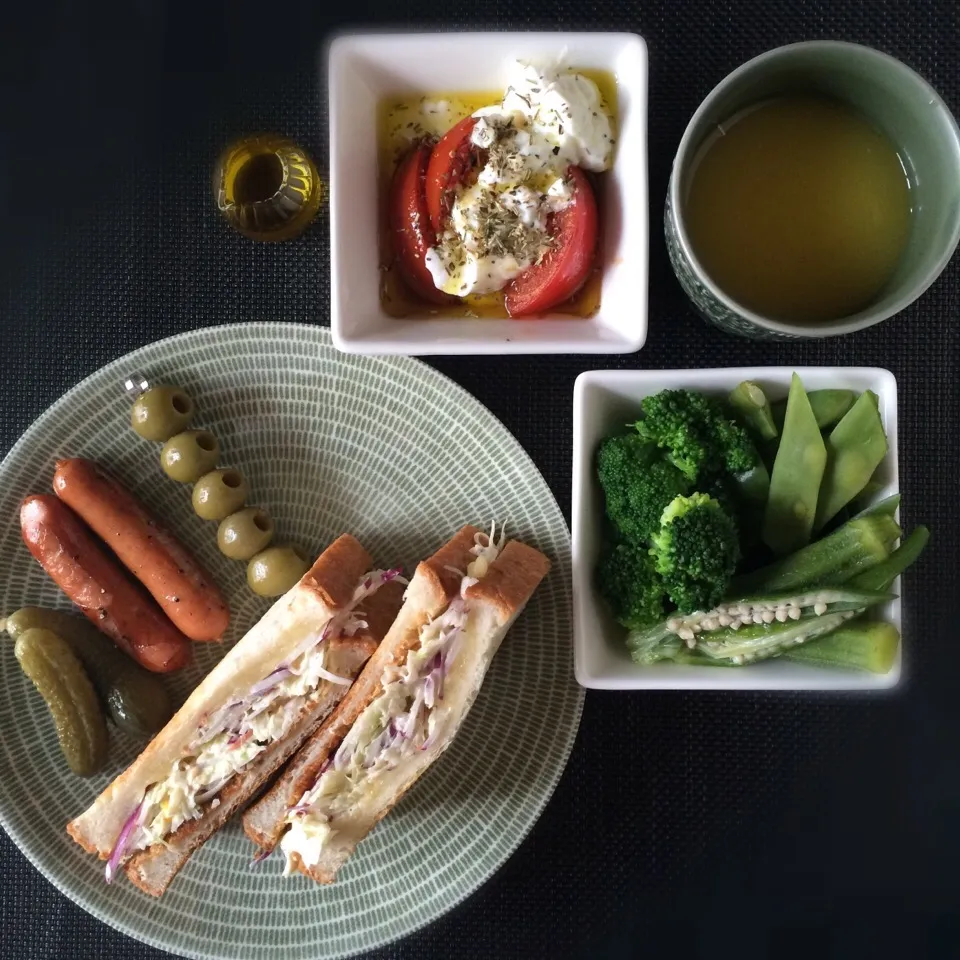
[20,495,192,673]
[52,458,229,642]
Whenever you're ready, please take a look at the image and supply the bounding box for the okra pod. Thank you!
[783,619,900,673]
[729,381,778,441]
[731,514,901,596]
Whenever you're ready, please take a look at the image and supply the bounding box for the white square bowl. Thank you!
[572,367,902,691]
[327,31,648,355]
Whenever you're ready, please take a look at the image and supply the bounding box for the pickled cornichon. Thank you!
[14,628,108,776]
[5,608,172,738]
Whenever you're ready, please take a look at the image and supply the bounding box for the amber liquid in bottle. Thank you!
[214,136,322,241]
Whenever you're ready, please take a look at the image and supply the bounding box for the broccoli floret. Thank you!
[650,493,740,613]
[635,390,715,480]
[711,411,759,475]
[597,541,667,629]
[596,434,690,544]
[634,389,760,482]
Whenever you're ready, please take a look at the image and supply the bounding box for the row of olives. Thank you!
[130,384,310,597]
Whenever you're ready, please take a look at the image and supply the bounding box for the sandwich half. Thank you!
[67,534,404,896]
[242,524,550,884]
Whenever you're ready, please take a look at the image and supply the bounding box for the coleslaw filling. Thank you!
[105,569,402,877]
[279,526,505,875]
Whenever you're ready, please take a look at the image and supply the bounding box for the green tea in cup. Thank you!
[684,95,912,325]
[665,42,960,341]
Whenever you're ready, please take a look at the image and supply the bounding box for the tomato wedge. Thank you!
[389,143,453,305]
[425,116,478,234]
[504,166,599,318]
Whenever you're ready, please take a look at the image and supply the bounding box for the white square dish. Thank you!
[572,367,902,691]
[327,31,648,355]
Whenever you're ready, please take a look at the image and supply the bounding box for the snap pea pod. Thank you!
[4,607,172,738]
[762,373,827,555]
[729,381,778,442]
[783,620,900,673]
[771,389,857,432]
[730,514,901,596]
[14,628,108,776]
[814,391,888,531]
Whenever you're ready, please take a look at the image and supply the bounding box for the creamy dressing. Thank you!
[280,530,504,873]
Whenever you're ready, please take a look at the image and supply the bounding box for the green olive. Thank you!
[131,385,195,442]
[217,507,275,560]
[160,430,221,483]
[192,468,249,521]
[15,628,109,776]
[247,544,311,597]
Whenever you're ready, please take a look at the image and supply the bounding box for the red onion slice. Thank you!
[104,800,145,883]
[248,667,291,699]
[250,847,273,868]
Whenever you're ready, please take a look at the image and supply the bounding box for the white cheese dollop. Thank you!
[426,61,613,297]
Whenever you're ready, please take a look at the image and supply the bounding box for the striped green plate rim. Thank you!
[0,323,581,959]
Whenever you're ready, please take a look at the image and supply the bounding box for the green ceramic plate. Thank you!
[0,323,580,959]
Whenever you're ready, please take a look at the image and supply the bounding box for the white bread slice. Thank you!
[66,534,401,892]
[244,530,550,884]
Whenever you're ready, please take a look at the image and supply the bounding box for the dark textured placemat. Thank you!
[2,1,959,958]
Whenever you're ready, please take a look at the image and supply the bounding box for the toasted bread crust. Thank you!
[301,535,372,610]
[464,540,551,623]
[120,584,409,894]
[416,524,482,602]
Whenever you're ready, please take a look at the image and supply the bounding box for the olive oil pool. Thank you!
[684,96,912,324]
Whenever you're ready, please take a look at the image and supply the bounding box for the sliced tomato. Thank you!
[425,116,478,234]
[389,143,454,305]
[504,166,599,318]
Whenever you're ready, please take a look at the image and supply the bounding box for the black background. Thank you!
[2,1,959,958]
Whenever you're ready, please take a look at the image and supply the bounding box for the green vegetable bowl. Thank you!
[572,367,902,690]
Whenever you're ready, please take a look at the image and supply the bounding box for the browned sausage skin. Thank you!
[19,495,192,673]
[52,458,229,642]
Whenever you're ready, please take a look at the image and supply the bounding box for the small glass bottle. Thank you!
[214,135,322,241]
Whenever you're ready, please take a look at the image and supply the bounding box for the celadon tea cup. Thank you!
[665,41,960,340]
